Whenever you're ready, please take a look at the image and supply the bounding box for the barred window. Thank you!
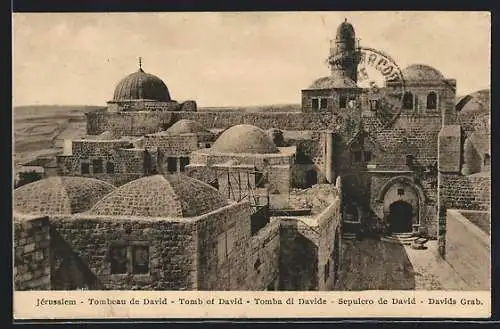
[109,245,128,274]
[320,98,328,109]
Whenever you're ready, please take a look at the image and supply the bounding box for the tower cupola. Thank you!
[328,18,361,83]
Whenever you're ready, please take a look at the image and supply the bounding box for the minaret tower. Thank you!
[328,18,360,83]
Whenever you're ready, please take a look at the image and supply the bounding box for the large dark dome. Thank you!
[113,68,171,102]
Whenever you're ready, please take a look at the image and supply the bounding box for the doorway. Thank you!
[387,201,413,233]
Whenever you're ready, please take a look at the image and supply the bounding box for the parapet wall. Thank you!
[246,219,281,290]
[194,201,253,290]
[444,209,490,290]
[277,191,341,291]
[86,110,444,136]
[439,174,491,211]
[14,215,51,291]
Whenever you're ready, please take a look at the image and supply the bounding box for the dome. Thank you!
[89,174,229,218]
[166,119,208,135]
[456,89,490,113]
[309,73,358,89]
[336,19,355,40]
[211,124,279,154]
[113,68,171,102]
[14,177,116,215]
[402,64,444,81]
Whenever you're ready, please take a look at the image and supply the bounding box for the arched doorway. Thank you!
[305,169,318,187]
[387,201,413,233]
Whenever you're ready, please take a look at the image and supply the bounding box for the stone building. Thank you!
[56,135,160,187]
[141,119,216,175]
[186,124,296,205]
[19,19,490,291]
[14,174,342,291]
[64,19,490,241]
[57,66,213,185]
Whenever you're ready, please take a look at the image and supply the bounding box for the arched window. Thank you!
[426,92,437,110]
[402,92,413,110]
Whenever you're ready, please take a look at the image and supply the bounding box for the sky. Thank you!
[12,11,491,107]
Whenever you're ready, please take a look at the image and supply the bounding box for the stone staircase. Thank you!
[342,232,357,240]
[380,232,418,245]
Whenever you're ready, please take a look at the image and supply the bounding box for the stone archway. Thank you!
[376,176,426,233]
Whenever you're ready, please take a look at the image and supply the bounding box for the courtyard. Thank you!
[334,239,470,291]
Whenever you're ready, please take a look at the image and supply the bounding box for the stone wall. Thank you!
[143,134,200,156]
[278,218,319,291]
[438,125,462,173]
[14,215,51,290]
[443,209,490,290]
[194,201,253,290]
[246,219,281,290]
[57,143,160,187]
[49,215,198,290]
[316,198,342,291]
[86,110,346,136]
[86,111,176,136]
[439,174,491,211]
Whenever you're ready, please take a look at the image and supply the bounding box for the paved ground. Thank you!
[334,238,469,291]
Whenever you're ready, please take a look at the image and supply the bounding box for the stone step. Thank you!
[381,235,418,246]
[342,233,357,240]
[391,232,415,239]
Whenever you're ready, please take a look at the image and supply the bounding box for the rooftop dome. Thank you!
[456,89,490,113]
[89,174,229,218]
[166,119,208,135]
[14,177,115,215]
[309,72,358,89]
[113,67,171,102]
[402,64,444,81]
[336,19,355,40]
[211,124,279,154]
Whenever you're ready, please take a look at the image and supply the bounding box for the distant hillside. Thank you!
[14,105,106,121]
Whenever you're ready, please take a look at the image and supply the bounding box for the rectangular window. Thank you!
[353,151,362,162]
[205,143,211,148]
[339,96,347,108]
[106,162,115,174]
[167,157,177,173]
[364,151,372,162]
[131,245,149,274]
[110,244,150,275]
[110,245,128,274]
[320,98,328,109]
[93,159,103,174]
[81,162,90,174]
[324,260,330,282]
[179,157,190,172]
[369,100,378,111]
[311,98,319,110]
[397,188,405,196]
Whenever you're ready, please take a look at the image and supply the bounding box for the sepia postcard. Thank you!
[12,11,491,320]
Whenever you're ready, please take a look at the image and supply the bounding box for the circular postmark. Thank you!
[356,47,406,130]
